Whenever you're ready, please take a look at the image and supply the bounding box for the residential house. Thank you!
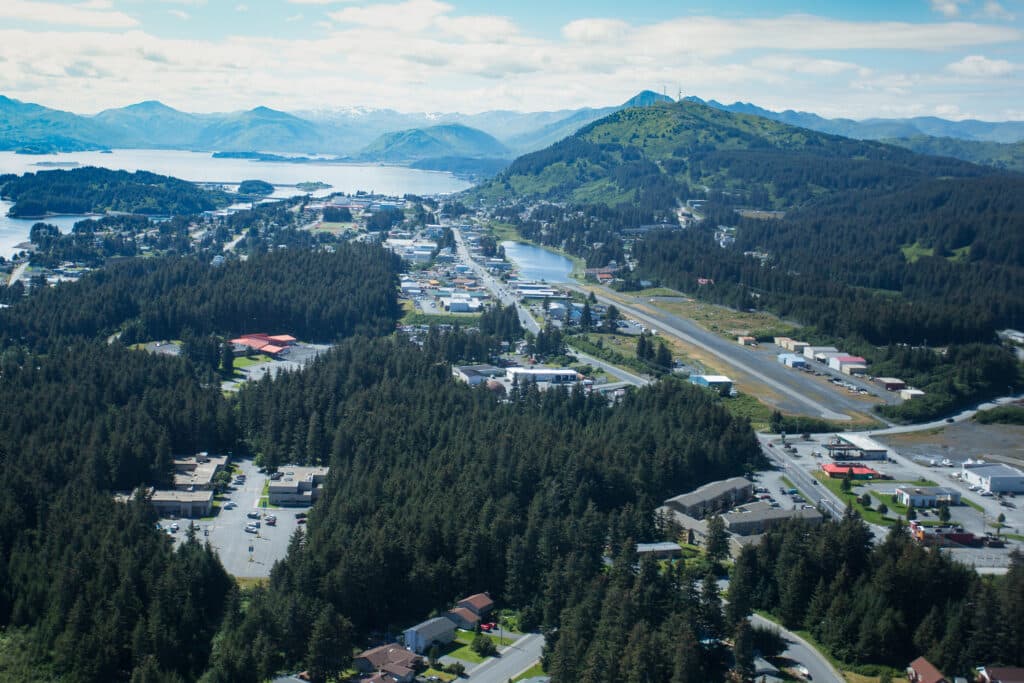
[907,656,947,683]
[446,606,481,630]
[403,617,456,654]
[977,667,1024,683]
[456,592,495,618]
[354,644,421,675]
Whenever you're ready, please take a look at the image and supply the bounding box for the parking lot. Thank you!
[222,342,330,392]
[159,458,306,578]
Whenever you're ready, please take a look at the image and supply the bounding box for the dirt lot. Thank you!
[878,421,1024,467]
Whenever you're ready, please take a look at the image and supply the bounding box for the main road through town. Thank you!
[566,284,852,421]
[452,226,650,388]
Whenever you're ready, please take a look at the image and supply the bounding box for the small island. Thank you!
[236,179,275,196]
[296,181,331,192]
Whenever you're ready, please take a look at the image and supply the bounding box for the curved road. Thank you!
[750,614,843,683]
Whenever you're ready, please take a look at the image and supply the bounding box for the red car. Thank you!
[481,622,496,632]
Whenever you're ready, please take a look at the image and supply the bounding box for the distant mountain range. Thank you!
[685,96,1024,144]
[1,91,1023,172]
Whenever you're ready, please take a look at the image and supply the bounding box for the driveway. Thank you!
[750,614,842,683]
[464,633,545,683]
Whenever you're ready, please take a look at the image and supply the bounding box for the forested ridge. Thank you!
[0,166,227,217]
[0,243,402,348]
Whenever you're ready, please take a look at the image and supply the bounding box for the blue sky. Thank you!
[0,0,1021,120]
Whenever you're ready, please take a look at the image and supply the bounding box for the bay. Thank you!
[0,149,473,258]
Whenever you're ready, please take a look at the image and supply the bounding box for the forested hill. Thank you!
[475,99,989,210]
[0,166,227,217]
[0,244,402,348]
[211,336,764,681]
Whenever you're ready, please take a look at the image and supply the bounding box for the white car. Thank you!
[224,502,237,510]
[169,523,180,532]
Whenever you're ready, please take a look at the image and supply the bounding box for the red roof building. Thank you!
[229,333,296,356]
[821,463,883,479]
[456,592,494,617]
[907,656,947,683]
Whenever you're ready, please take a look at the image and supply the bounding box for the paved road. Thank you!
[566,285,851,421]
[451,227,540,335]
[867,392,1024,436]
[570,348,651,387]
[750,614,842,683]
[6,260,28,287]
[465,633,545,683]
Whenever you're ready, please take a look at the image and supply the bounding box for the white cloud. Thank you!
[0,9,1020,119]
[947,54,1017,76]
[751,55,863,76]
[931,0,968,17]
[168,9,190,20]
[980,1,1015,20]
[562,18,630,43]
[329,0,451,32]
[235,3,248,11]
[286,13,304,22]
[0,0,137,28]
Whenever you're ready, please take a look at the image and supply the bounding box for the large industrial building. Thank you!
[689,374,734,393]
[961,461,1024,494]
[506,367,580,385]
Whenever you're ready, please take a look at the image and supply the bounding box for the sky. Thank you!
[0,0,1022,120]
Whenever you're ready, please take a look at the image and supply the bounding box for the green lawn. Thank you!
[445,632,486,663]
[422,668,456,682]
[512,663,545,681]
[233,354,273,369]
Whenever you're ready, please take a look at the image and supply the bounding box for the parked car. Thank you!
[224,502,237,509]
[270,472,283,480]
[481,622,496,632]
[295,512,308,519]
[244,525,257,534]
[169,523,180,532]
[247,512,260,519]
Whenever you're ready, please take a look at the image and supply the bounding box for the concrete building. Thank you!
[689,374,733,393]
[268,466,329,506]
[824,434,888,460]
[663,476,752,519]
[506,367,580,385]
[149,489,214,518]
[895,486,962,508]
[722,501,823,536]
[173,452,228,491]
[900,388,926,400]
[961,461,1024,494]
[403,617,456,654]
[774,337,809,354]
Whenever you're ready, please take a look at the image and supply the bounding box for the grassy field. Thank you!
[235,577,268,590]
[400,300,482,327]
[312,221,356,235]
[645,297,801,340]
[233,354,273,369]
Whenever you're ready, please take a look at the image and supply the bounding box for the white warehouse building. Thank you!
[506,367,581,385]
[961,461,1024,493]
